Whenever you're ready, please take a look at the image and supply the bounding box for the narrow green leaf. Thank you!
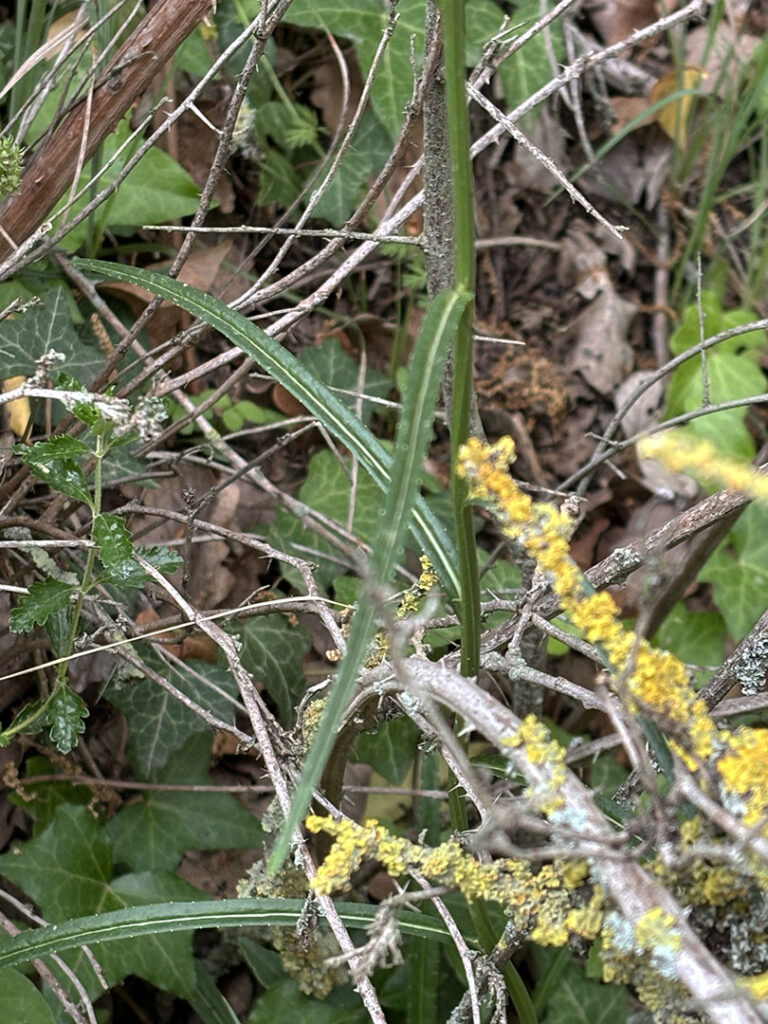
[269,289,469,872]
[10,578,75,633]
[416,749,441,845]
[73,259,460,599]
[0,899,451,973]
[406,937,439,1024]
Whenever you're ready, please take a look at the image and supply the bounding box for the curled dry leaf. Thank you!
[571,284,636,396]
[557,227,609,299]
[585,0,659,46]
[685,22,761,97]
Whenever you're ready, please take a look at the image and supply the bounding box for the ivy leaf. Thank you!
[18,436,93,505]
[282,0,551,141]
[0,970,56,1024]
[8,756,92,835]
[700,503,768,641]
[45,685,88,754]
[0,286,103,383]
[539,958,627,1024]
[269,449,382,591]
[298,335,391,425]
[494,0,564,112]
[107,651,240,778]
[310,112,391,228]
[247,978,367,1024]
[258,148,303,206]
[10,578,75,633]
[530,946,628,1024]
[239,938,286,989]
[0,804,205,1002]
[106,733,262,871]
[665,351,765,458]
[653,604,726,687]
[355,716,419,785]
[669,291,765,356]
[233,614,311,725]
[94,513,135,579]
[0,804,113,921]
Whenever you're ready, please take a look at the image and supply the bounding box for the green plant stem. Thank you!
[60,433,104,680]
[440,0,480,679]
[438,9,536,1022]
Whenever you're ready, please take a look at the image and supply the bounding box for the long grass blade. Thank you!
[0,899,451,972]
[73,259,461,599]
[268,288,470,872]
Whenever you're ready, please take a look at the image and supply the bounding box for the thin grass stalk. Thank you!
[437,5,540,1021]
[439,0,480,679]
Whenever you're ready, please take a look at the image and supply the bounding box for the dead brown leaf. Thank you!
[570,285,636,396]
[685,22,760,97]
[175,100,236,214]
[99,240,233,348]
[586,0,659,45]
[310,51,364,137]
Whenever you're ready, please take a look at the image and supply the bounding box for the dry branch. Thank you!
[0,0,214,261]
[407,657,762,1024]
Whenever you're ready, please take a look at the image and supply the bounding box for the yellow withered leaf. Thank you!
[650,68,705,151]
[3,376,31,438]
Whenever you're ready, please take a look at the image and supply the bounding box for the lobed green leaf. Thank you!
[10,578,75,633]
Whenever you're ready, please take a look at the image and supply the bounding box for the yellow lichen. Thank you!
[717,727,768,826]
[306,814,592,947]
[364,555,439,666]
[634,908,682,955]
[458,438,720,766]
[638,431,768,505]
[502,715,567,813]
